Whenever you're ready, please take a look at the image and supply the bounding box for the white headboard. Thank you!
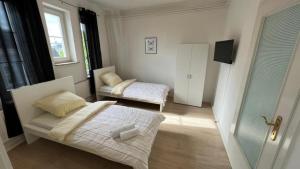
[93,66,115,94]
[11,76,75,128]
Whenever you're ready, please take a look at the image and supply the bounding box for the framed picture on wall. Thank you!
[145,37,157,54]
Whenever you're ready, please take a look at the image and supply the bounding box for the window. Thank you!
[44,7,70,63]
[80,23,91,77]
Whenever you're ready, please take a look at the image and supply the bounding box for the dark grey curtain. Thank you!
[0,0,54,137]
[0,1,26,136]
[6,0,55,83]
[79,8,102,94]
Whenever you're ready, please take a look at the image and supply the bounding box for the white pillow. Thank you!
[101,72,123,86]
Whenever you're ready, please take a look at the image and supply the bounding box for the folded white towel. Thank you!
[120,128,139,141]
[110,123,135,138]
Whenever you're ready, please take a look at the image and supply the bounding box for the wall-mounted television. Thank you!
[214,40,235,64]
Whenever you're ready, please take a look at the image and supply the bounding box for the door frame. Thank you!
[272,91,300,169]
[228,0,300,169]
[231,13,265,169]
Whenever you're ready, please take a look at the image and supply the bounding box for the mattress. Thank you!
[30,104,90,130]
[31,113,64,130]
[99,85,113,93]
[123,82,169,104]
[99,82,169,104]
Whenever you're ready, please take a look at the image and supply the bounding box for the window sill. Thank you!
[54,61,79,66]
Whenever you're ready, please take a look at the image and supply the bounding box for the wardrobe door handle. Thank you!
[190,74,192,79]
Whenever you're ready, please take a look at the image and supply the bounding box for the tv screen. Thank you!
[214,40,234,64]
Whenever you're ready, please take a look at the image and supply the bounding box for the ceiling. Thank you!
[91,0,226,10]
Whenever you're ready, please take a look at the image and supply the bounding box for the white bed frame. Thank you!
[10,77,159,168]
[11,76,77,144]
[94,66,166,112]
[11,77,150,167]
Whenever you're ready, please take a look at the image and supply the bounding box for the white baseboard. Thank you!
[4,135,25,152]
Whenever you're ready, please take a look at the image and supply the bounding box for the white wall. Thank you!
[213,0,261,145]
[0,111,7,142]
[0,138,13,169]
[112,8,227,102]
[212,0,262,168]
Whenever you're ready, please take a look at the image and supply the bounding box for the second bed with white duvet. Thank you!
[99,82,169,104]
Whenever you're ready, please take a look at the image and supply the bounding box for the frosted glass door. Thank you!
[235,5,300,169]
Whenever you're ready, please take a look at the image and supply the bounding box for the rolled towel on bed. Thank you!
[120,128,139,141]
[110,123,135,138]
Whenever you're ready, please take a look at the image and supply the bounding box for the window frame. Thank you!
[80,23,91,77]
[43,6,71,63]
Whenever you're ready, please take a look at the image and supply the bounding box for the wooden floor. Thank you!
[8,100,231,169]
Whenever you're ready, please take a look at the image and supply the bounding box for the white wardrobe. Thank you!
[174,44,209,107]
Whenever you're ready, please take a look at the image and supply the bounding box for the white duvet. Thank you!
[122,82,169,104]
[63,105,165,169]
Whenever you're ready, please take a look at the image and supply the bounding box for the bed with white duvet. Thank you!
[94,66,169,112]
[11,77,164,169]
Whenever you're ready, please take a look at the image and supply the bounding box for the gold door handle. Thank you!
[261,115,282,141]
